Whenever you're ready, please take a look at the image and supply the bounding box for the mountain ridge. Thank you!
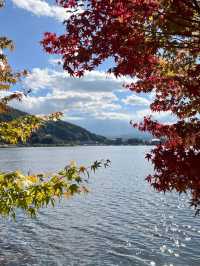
[0,108,107,145]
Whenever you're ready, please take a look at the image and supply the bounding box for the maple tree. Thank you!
[42,0,200,212]
[0,1,110,219]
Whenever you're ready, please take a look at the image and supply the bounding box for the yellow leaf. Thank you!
[27,175,38,184]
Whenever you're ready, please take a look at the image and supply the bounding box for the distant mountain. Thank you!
[0,108,107,145]
[75,119,152,141]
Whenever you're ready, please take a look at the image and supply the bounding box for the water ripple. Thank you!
[0,146,199,266]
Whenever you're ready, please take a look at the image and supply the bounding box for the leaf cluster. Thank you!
[0,159,110,219]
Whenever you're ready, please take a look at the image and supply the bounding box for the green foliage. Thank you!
[0,160,110,219]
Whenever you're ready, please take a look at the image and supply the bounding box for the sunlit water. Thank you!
[0,146,199,266]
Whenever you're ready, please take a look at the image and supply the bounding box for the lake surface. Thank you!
[0,146,199,266]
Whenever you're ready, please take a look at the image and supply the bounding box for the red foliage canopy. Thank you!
[42,0,200,211]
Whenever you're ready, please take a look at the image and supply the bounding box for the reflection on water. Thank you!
[0,146,199,266]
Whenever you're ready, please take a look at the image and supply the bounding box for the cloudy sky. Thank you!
[0,0,173,137]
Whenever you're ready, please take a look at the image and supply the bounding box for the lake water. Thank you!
[0,146,199,266]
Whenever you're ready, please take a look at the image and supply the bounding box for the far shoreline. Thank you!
[0,143,154,148]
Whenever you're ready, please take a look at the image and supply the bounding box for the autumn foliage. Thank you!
[42,0,200,211]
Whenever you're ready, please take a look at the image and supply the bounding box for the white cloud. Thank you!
[122,94,150,106]
[23,68,133,93]
[94,111,132,121]
[16,68,148,120]
[11,68,138,123]
[135,109,174,123]
[11,90,120,117]
[11,0,73,21]
[24,68,53,91]
[48,58,63,66]
[9,67,175,136]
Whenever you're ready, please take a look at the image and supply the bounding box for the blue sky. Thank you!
[0,0,173,137]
